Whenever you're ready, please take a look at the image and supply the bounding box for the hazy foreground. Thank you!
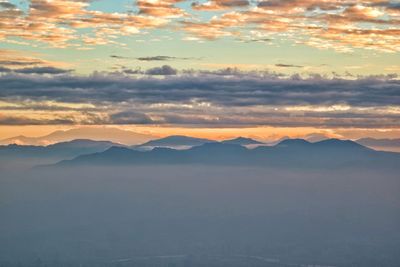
[1,165,399,267]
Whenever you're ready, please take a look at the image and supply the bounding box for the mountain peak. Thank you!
[222,137,264,145]
[312,139,372,152]
[276,139,311,147]
[48,139,120,148]
[315,138,364,147]
[138,135,214,147]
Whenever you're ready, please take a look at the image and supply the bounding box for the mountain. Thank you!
[0,139,122,158]
[133,135,214,150]
[252,138,375,167]
[134,135,263,150]
[56,142,250,167]
[0,139,123,170]
[275,138,311,147]
[303,133,332,142]
[356,138,400,152]
[0,135,39,145]
[52,139,400,169]
[0,127,155,146]
[45,139,123,157]
[221,137,264,145]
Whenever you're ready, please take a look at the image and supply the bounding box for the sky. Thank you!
[0,0,399,142]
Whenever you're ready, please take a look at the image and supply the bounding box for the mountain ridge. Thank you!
[0,139,124,162]
[133,135,214,150]
[0,127,155,146]
[51,139,400,169]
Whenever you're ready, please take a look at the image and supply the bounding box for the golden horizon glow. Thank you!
[1,125,400,146]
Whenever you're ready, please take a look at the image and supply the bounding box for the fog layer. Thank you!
[1,165,399,266]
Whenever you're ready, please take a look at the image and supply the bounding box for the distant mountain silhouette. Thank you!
[356,138,400,152]
[51,138,400,169]
[134,136,263,150]
[251,138,393,169]
[0,135,39,146]
[0,139,122,160]
[314,138,367,149]
[133,135,214,150]
[221,137,264,145]
[275,138,311,147]
[0,127,155,146]
[303,133,333,142]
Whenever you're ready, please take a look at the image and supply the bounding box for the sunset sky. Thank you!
[0,0,399,142]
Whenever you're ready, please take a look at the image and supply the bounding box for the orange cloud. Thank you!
[0,0,399,52]
[0,0,176,48]
[183,1,400,52]
[192,0,249,11]
[137,0,187,18]
[0,49,70,69]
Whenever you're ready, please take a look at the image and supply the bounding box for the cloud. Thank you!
[275,64,303,68]
[0,60,44,67]
[0,70,399,128]
[14,67,72,75]
[122,68,144,75]
[0,0,399,51]
[183,1,400,52]
[110,55,129,59]
[137,0,187,18]
[110,55,197,61]
[145,65,178,75]
[182,12,246,40]
[0,49,72,74]
[117,65,178,75]
[0,66,11,73]
[0,0,169,48]
[0,71,398,107]
[136,56,194,61]
[0,115,76,125]
[137,56,178,61]
[109,111,154,124]
[0,49,68,70]
[243,38,272,43]
[0,1,16,9]
[192,0,249,11]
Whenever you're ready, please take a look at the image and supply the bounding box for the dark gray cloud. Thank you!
[122,68,143,75]
[275,64,303,68]
[0,1,16,9]
[0,60,43,66]
[137,56,198,61]
[0,66,11,73]
[110,55,128,59]
[0,115,75,125]
[0,66,71,74]
[137,56,179,61]
[145,65,177,75]
[14,67,72,75]
[110,55,198,61]
[0,71,399,107]
[120,65,178,75]
[149,114,400,128]
[0,71,399,127]
[372,1,400,9]
[109,111,154,124]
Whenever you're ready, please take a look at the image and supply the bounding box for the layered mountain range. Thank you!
[53,138,399,169]
[1,135,399,170]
